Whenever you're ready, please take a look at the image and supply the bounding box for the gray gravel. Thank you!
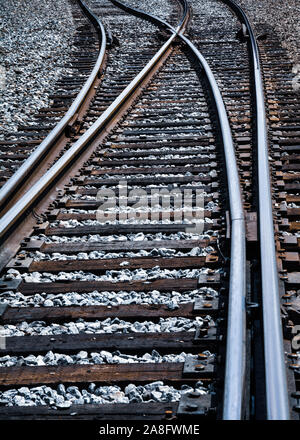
[30,231,215,243]
[0,381,208,407]
[29,246,214,261]
[189,0,239,42]
[0,350,214,367]
[6,266,216,283]
[236,0,300,65]
[0,0,75,135]
[0,286,218,308]
[127,0,176,24]
[2,316,208,337]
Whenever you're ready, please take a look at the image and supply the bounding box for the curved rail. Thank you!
[0,4,189,241]
[221,0,290,420]
[181,35,247,421]
[110,0,247,420]
[0,0,106,209]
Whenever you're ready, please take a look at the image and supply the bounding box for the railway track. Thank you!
[258,20,300,419]
[0,0,297,421]
[0,0,101,196]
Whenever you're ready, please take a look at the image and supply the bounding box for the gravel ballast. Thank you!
[2,316,208,337]
[126,0,176,24]
[0,350,215,367]
[0,381,208,407]
[5,267,216,283]
[0,286,218,308]
[0,0,75,135]
[236,0,300,65]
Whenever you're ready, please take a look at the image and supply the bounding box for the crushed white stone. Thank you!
[2,316,212,337]
[0,381,208,407]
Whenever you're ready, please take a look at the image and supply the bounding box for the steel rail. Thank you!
[0,8,189,240]
[181,35,247,421]
[0,0,106,209]
[111,0,247,420]
[220,0,290,420]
